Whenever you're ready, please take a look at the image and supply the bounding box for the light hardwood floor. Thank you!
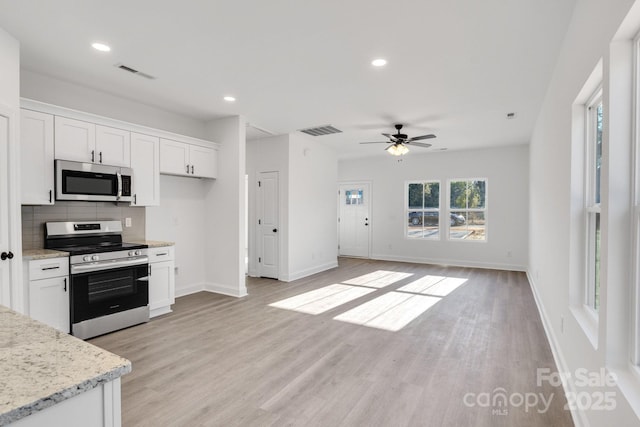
[90,257,574,427]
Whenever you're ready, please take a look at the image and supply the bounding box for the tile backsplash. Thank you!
[22,202,145,250]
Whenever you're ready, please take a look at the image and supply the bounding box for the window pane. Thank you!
[345,189,363,205]
[450,181,467,209]
[408,183,423,209]
[424,182,440,209]
[595,104,603,204]
[450,211,486,241]
[467,180,486,209]
[594,212,601,310]
[407,212,439,239]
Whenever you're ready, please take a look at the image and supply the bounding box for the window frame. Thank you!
[446,178,488,243]
[584,87,603,314]
[405,180,441,241]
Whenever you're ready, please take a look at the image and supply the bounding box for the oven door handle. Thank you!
[116,172,122,200]
[71,256,149,274]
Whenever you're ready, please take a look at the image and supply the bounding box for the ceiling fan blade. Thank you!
[381,133,398,142]
[409,142,432,148]
[359,141,389,144]
[407,134,436,142]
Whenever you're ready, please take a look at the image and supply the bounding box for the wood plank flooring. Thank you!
[90,257,574,427]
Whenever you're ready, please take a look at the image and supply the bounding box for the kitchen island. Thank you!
[0,305,130,426]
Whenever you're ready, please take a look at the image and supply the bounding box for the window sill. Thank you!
[570,304,599,349]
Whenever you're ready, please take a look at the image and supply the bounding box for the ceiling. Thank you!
[0,0,576,159]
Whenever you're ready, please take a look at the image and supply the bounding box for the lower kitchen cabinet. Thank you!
[148,246,175,318]
[25,257,70,333]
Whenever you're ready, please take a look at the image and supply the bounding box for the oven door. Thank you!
[71,262,149,324]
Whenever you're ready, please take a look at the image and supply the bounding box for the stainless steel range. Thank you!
[45,220,150,339]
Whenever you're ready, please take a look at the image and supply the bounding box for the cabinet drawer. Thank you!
[148,246,174,262]
[29,258,69,280]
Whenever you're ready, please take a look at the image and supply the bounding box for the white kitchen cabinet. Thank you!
[96,125,130,167]
[160,138,217,178]
[21,109,55,205]
[148,246,175,318]
[54,116,96,163]
[55,117,131,167]
[130,133,160,206]
[25,257,69,333]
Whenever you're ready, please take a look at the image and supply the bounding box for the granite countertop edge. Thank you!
[0,363,132,426]
[22,249,69,261]
[129,240,175,248]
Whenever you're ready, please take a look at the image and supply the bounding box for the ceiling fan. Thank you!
[359,124,436,156]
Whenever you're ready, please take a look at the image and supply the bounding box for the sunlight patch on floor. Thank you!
[398,276,467,297]
[333,292,441,332]
[269,284,376,315]
[342,270,413,288]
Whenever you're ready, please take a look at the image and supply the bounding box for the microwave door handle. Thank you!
[116,172,122,200]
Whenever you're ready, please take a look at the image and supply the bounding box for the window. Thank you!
[449,179,487,241]
[345,189,363,205]
[585,89,602,311]
[407,181,440,239]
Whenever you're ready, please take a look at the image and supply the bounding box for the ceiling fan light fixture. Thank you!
[387,144,409,156]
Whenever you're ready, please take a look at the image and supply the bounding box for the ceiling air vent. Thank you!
[115,63,156,80]
[299,125,342,137]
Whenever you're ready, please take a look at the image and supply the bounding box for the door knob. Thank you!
[273,228,278,233]
[1,251,13,261]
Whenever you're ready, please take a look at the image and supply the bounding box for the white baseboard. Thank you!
[369,253,526,272]
[204,282,248,298]
[280,260,338,282]
[175,282,207,298]
[526,270,587,427]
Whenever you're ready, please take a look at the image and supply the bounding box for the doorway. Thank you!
[257,171,279,278]
[338,182,371,258]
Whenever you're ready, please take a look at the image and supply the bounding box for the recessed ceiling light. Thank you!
[371,58,387,67]
[224,96,236,102]
[91,42,111,52]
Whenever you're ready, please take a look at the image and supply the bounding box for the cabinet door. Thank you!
[29,276,69,333]
[160,139,189,176]
[21,110,54,204]
[54,116,96,163]
[95,125,130,166]
[149,260,175,315]
[189,145,218,178]
[130,133,160,206]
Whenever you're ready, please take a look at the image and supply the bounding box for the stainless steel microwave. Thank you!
[55,160,133,202]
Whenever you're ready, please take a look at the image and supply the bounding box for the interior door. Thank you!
[339,183,370,257]
[257,171,279,279]
[0,115,10,305]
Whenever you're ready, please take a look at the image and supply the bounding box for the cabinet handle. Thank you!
[148,265,151,276]
[91,150,95,163]
[156,252,168,257]
[134,194,137,205]
[191,165,194,174]
[63,278,67,292]
[186,164,190,173]
[49,189,52,203]
[99,151,103,163]
[41,265,60,271]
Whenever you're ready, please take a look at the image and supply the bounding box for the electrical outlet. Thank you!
[125,217,132,227]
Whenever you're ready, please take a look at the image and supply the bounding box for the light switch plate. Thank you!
[125,217,132,227]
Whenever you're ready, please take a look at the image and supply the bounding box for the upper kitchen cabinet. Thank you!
[160,138,217,179]
[130,133,160,206]
[21,109,54,205]
[54,117,131,167]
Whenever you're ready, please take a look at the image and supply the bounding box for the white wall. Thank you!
[0,26,19,109]
[286,133,338,280]
[246,134,289,278]
[338,145,529,270]
[529,0,640,425]
[203,116,247,297]
[20,70,207,139]
[145,175,208,296]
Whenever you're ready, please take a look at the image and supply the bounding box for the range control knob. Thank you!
[83,256,91,262]
[91,255,99,261]
[128,251,135,256]
[135,250,142,256]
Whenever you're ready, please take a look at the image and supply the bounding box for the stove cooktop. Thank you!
[49,242,148,256]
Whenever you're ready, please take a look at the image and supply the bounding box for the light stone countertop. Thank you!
[0,306,131,426]
[22,249,69,261]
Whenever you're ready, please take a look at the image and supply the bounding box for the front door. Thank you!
[257,171,279,279]
[338,183,370,258]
